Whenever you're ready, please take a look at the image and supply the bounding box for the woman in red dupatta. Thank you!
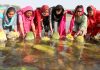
[87,5,100,37]
[34,5,52,38]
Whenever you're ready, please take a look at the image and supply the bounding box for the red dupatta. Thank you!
[87,5,100,36]
[34,5,49,37]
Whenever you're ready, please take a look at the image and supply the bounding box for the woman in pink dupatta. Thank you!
[87,5,100,37]
[17,6,35,38]
[65,5,87,37]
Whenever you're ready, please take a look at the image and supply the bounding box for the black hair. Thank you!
[52,5,64,27]
[53,5,64,16]
[87,6,93,12]
[55,5,64,12]
[6,7,16,15]
[75,5,83,13]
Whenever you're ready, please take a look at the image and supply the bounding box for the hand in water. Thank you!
[75,30,86,37]
[34,32,36,38]
[22,34,25,39]
[0,29,3,32]
[74,30,81,37]
[51,30,53,35]
[66,31,71,35]
[74,31,82,38]
[97,23,100,27]
[85,33,91,40]
[39,33,42,38]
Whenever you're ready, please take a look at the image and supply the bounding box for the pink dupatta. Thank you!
[58,14,66,37]
[18,6,35,34]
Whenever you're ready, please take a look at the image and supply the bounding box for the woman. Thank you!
[50,5,66,38]
[66,5,87,37]
[87,5,100,37]
[18,6,35,38]
[34,5,52,38]
[2,7,17,33]
[0,6,6,31]
[0,7,19,41]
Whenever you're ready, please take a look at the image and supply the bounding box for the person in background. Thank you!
[50,5,66,38]
[34,5,52,38]
[17,6,35,38]
[66,5,87,37]
[0,6,6,31]
[2,7,17,33]
[86,5,100,38]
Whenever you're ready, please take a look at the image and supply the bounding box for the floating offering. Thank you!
[41,36,50,42]
[66,34,74,41]
[52,32,60,40]
[0,30,7,42]
[25,32,34,41]
[75,36,85,43]
[7,31,19,40]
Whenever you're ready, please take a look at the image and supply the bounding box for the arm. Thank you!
[14,15,17,32]
[0,13,4,19]
[0,8,5,19]
[96,11,100,27]
[49,8,53,34]
[79,15,87,36]
[0,18,3,31]
[65,10,74,15]
[35,10,42,36]
[31,21,36,37]
[18,15,25,37]
[49,21,53,34]
[79,15,87,31]
[0,12,4,30]
[35,10,40,31]
[12,14,17,32]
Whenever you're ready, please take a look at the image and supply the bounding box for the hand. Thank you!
[0,29,3,32]
[85,33,91,40]
[74,30,83,37]
[63,10,67,14]
[22,33,25,39]
[75,30,82,36]
[34,32,36,38]
[76,30,86,36]
[51,30,53,35]
[82,30,87,36]
[97,24,100,27]
[39,33,42,38]
[13,29,17,32]
[0,10,5,13]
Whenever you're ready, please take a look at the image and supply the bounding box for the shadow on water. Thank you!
[0,38,99,70]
